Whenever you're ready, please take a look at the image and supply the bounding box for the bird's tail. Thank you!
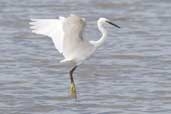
[60,59,72,63]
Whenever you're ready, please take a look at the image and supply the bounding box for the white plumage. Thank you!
[30,17,65,53]
[29,14,120,97]
[30,15,120,65]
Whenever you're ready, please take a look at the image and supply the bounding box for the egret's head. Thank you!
[98,18,120,28]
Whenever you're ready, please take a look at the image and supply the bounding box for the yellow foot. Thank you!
[70,82,77,98]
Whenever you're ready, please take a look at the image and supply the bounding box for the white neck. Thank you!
[90,21,107,48]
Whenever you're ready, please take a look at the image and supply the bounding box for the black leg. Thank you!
[69,66,78,98]
[69,66,77,83]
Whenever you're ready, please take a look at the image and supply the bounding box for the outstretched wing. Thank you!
[62,15,86,60]
[29,17,66,53]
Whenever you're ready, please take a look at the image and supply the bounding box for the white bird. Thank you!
[29,14,120,98]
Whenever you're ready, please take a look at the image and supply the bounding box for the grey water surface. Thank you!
[0,0,171,114]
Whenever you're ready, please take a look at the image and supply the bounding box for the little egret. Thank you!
[29,14,120,98]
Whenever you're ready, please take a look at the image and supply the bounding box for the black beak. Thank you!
[106,21,120,28]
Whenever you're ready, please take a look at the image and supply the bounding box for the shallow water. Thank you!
[0,0,171,114]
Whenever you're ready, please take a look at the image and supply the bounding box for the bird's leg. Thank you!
[69,66,77,98]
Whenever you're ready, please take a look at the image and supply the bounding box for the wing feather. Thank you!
[29,17,65,53]
[29,15,89,64]
[62,15,86,60]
